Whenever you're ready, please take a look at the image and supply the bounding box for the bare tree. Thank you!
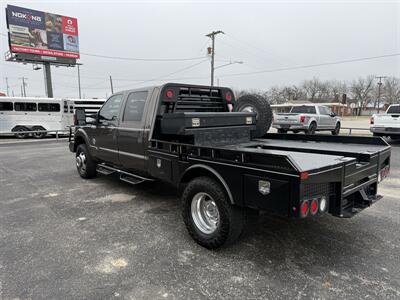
[301,77,322,101]
[350,75,375,115]
[329,80,348,101]
[383,77,400,104]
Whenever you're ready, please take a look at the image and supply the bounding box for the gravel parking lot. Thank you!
[0,139,399,299]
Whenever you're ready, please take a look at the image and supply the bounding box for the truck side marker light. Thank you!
[310,199,318,215]
[258,180,271,195]
[300,172,309,180]
[225,91,232,102]
[166,89,174,98]
[319,197,327,212]
[300,201,309,218]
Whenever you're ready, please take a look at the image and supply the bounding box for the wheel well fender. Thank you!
[179,164,234,204]
[73,129,90,152]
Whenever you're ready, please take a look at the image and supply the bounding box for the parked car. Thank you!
[273,105,341,135]
[370,104,400,139]
[69,83,390,249]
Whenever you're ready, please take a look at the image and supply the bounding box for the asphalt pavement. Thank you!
[0,139,399,299]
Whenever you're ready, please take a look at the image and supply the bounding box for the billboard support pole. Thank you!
[44,62,53,98]
[77,64,82,99]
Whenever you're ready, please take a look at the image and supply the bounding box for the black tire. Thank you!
[277,129,288,134]
[331,122,340,136]
[182,177,244,249]
[32,126,47,139]
[292,130,299,134]
[373,133,381,137]
[13,126,28,139]
[234,94,273,138]
[306,122,317,135]
[76,144,97,179]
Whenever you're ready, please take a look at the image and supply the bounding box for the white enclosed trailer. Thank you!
[0,97,105,138]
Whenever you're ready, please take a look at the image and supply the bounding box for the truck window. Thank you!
[123,91,148,122]
[14,102,37,112]
[387,106,400,114]
[291,106,316,114]
[0,102,13,111]
[99,94,123,121]
[38,103,61,112]
[319,106,330,115]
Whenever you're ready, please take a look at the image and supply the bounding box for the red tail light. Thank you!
[370,117,374,125]
[300,115,306,123]
[73,114,77,125]
[166,89,174,99]
[300,201,309,218]
[225,91,232,102]
[310,199,318,215]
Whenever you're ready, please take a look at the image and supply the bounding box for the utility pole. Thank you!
[376,76,387,114]
[109,75,114,94]
[206,30,224,86]
[77,64,82,99]
[19,77,27,97]
[5,77,10,96]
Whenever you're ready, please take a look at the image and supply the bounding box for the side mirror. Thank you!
[330,112,336,117]
[75,108,86,125]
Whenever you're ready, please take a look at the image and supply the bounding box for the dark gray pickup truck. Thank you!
[69,83,391,249]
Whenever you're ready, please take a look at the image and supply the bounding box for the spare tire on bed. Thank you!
[234,94,273,138]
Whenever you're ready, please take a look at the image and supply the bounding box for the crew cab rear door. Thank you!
[117,90,149,173]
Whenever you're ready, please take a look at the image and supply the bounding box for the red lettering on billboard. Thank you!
[11,45,80,59]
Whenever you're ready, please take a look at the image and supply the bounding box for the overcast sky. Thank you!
[0,0,399,98]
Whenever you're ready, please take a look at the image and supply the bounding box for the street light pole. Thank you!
[206,30,224,86]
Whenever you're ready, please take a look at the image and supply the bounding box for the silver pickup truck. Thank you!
[273,105,341,135]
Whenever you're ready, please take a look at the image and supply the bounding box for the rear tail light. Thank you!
[73,114,77,125]
[225,91,232,102]
[300,201,309,218]
[300,115,306,123]
[310,199,318,215]
[370,117,374,125]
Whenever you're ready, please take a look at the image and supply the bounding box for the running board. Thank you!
[120,174,144,185]
[96,163,154,185]
[97,165,116,175]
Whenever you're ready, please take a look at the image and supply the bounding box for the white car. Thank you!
[370,104,400,139]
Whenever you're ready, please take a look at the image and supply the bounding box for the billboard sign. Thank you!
[6,5,79,59]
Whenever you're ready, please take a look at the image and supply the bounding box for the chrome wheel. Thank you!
[191,192,220,234]
[76,152,87,174]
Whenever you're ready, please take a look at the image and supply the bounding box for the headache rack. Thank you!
[162,85,227,113]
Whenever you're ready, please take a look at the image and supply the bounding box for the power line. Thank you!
[115,59,209,89]
[217,53,400,78]
[80,52,207,62]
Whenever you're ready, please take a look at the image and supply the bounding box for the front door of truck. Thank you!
[117,91,149,174]
[318,106,330,129]
[95,93,124,165]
